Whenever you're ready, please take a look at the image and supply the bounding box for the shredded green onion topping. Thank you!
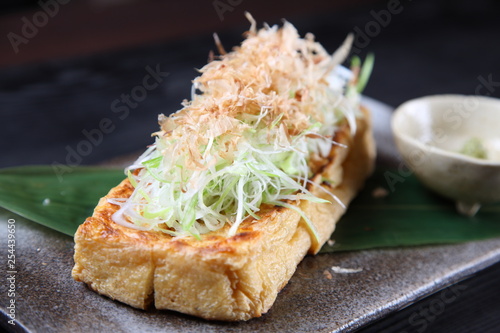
[109,15,372,241]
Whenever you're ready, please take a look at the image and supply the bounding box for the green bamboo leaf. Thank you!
[0,166,498,251]
[0,166,124,237]
[321,169,500,252]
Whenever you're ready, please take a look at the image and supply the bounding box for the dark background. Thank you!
[1,0,499,331]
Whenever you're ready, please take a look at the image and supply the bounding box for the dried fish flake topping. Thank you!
[110,16,366,240]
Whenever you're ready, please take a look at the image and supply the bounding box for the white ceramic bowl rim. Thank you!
[392,94,500,167]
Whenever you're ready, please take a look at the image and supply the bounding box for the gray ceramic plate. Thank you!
[1,97,499,333]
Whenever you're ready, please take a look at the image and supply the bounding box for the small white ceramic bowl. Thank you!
[392,95,500,216]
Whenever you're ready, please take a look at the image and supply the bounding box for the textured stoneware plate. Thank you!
[1,97,499,333]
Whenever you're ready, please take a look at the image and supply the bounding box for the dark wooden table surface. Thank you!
[1,0,499,332]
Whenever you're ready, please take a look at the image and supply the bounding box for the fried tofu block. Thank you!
[72,108,375,321]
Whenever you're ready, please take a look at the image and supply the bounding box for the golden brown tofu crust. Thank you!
[72,107,376,321]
